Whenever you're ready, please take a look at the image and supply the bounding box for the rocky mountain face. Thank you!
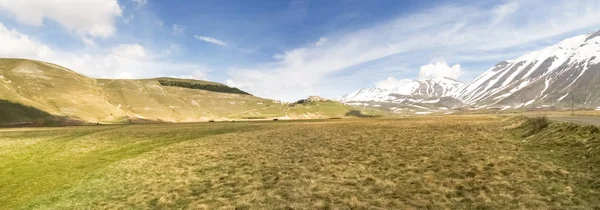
[339,30,600,112]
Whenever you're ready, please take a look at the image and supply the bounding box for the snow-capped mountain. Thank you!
[339,77,464,103]
[338,78,465,112]
[339,29,600,113]
[455,30,600,108]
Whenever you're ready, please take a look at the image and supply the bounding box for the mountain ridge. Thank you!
[339,77,464,103]
[338,77,465,113]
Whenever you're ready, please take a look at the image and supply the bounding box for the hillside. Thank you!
[0,58,363,125]
[0,59,125,124]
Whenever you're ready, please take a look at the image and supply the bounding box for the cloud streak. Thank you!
[130,0,147,7]
[194,35,228,46]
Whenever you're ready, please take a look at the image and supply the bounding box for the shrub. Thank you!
[516,115,550,137]
[530,115,549,132]
[345,110,379,118]
[158,80,251,95]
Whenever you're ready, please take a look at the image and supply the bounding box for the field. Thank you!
[1,116,600,209]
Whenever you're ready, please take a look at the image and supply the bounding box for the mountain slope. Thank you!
[339,77,463,102]
[455,30,600,108]
[0,58,358,125]
[338,77,464,113]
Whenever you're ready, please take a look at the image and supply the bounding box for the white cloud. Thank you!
[315,37,328,46]
[226,0,600,101]
[194,35,228,46]
[172,24,185,35]
[0,23,54,59]
[0,22,210,80]
[111,44,146,59]
[0,0,122,38]
[418,61,462,80]
[376,77,412,89]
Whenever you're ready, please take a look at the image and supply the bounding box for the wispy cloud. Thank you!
[314,37,328,46]
[376,77,412,89]
[226,0,600,101]
[130,0,147,7]
[488,1,519,31]
[172,24,185,35]
[194,35,228,46]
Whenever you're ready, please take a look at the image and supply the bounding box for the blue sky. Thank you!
[1,0,600,101]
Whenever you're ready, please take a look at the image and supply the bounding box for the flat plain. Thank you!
[1,116,599,209]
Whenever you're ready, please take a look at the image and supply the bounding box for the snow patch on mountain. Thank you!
[339,77,464,103]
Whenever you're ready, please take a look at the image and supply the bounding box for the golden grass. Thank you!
[1,116,599,209]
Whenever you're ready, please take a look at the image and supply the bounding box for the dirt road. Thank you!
[548,115,600,127]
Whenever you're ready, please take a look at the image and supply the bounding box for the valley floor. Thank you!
[1,116,599,209]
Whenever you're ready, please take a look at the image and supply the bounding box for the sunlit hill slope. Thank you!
[0,58,373,125]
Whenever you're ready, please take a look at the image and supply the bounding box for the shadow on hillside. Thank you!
[0,99,83,127]
[345,110,380,118]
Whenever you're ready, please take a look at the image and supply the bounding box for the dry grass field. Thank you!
[1,116,599,209]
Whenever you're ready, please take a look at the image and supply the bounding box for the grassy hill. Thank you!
[0,58,372,125]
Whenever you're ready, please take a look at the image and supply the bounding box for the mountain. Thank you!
[340,30,600,112]
[455,30,600,109]
[0,58,370,125]
[339,77,463,102]
[338,77,465,113]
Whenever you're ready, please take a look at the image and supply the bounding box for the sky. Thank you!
[1,0,600,101]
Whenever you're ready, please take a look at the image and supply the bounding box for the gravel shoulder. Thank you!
[548,115,600,126]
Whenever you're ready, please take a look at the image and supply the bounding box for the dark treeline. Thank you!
[158,80,251,95]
